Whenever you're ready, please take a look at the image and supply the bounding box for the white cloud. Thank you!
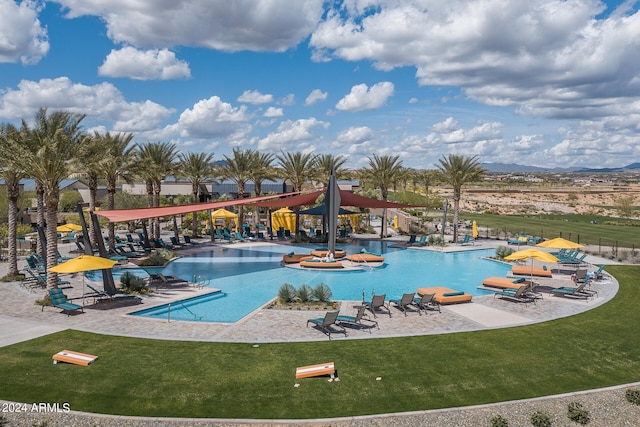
[238,90,273,104]
[263,107,284,118]
[0,77,173,131]
[0,0,49,64]
[305,89,328,106]
[176,96,249,139]
[55,0,324,52]
[98,47,191,80]
[258,117,329,150]
[279,94,295,106]
[312,1,640,124]
[335,81,394,112]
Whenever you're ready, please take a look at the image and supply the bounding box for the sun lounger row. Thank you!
[507,235,542,246]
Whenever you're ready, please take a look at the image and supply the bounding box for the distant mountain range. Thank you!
[482,162,640,173]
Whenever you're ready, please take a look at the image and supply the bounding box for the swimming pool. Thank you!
[129,241,510,323]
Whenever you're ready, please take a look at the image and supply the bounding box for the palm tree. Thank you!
[0,123,27,279]
[417,169,438,208]
[95,132,136,248]
[76,132,107,245]
[135,142,178,238]
[248,151,276,232]
[436,154,485,242]
[315,154,347,186]
[4,108,85,289]
[276,151,319,235]
[177,152,215,237]
[366,154,404,238]
[218,148,254,227]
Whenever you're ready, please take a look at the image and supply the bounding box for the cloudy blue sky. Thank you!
[1,0,639,170]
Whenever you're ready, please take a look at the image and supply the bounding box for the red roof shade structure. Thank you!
[94,193,297,223]
[248,188,420,209]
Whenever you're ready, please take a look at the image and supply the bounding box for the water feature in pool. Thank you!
[129,241,510,323]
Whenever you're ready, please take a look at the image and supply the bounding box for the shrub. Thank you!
[496,245,515,259]
[277,283,297,304]
[119,271,147,293]
[567,401,590,425]
[625,388,640,405]
[490,414,509,427]
[529,410,551,427]
[138,249,174,266]
[296,284,314,303]
[313,283,332,302]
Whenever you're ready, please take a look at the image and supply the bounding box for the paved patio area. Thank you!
[0,237,618,347]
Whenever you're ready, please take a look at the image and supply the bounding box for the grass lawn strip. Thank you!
[0,265,638,419]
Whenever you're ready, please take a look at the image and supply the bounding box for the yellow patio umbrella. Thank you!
[49,255,117,273]
[505,248,558,282]
[49,255,118,303]
[536,237,583,249]
[56,223,83,232]
[472,220,479,239]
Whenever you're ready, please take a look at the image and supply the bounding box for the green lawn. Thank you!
[1,265,640,419]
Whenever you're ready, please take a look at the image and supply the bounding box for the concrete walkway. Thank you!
[0,238,618,347]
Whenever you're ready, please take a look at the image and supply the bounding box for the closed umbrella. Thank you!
[505,248,558,282]
[472,221,479,239]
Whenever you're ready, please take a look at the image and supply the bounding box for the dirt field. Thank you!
[437,185,640,217]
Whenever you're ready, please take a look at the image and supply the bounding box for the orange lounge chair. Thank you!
[345,253,384,263]
[511,265,552,277]
[310,249,347,258]
[300,259,344,269]
[282,253,312,264]
[482,277,532,290]
[417,287,472,305]
[53,350,98,366]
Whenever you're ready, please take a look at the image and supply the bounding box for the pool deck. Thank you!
[0,236,619,347]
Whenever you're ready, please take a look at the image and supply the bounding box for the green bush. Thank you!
[490,414,509,427]
[567,401,590,425]
[625,388,640,405]
[119,271,147,293]
[277,283,297,304]
[296,284,314,303]
[496,245,515,259]
[313,283,332,302]
[529,410,551,427]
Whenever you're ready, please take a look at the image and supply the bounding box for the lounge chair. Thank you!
[364,294,391,318]
[482,276,532,291]
[562,253,587,265]
[390,293,420,316]
[183,235,199,245]
[306,311,346,339]
[336,306,379,332]
[507,235,530,245]
[550,283,597,300]
[411,235,427,246]
[85,283,142,304]
[170,236,184,247]
[405,235,417,246]
[24,268,71,288]
[149,273,189,287]
[47,288,83,316]
[493,284,536,304]
[591,264,607,280]
[412,293,441,313]
[511,265,552,278]
[456,234,473,245]
[417,287,472,305]
[234,232,247,242]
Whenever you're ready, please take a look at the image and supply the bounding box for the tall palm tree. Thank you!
[4,108,85,289]
[218,148,255,227]
[0,123,27,279]
[96,132,136,247]
[366,154,404,238]
[315,154,347,186]
[135,142,178,238]
[436,154,485,242]
[248,151,276,232]
[276,151,319,235]
[417,169,438,208]
[76,132,106,245]
[177,152,215,237]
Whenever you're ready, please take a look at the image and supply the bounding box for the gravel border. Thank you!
[3,382,640,426]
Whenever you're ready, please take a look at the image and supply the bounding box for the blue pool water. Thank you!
[128,241,510,323]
